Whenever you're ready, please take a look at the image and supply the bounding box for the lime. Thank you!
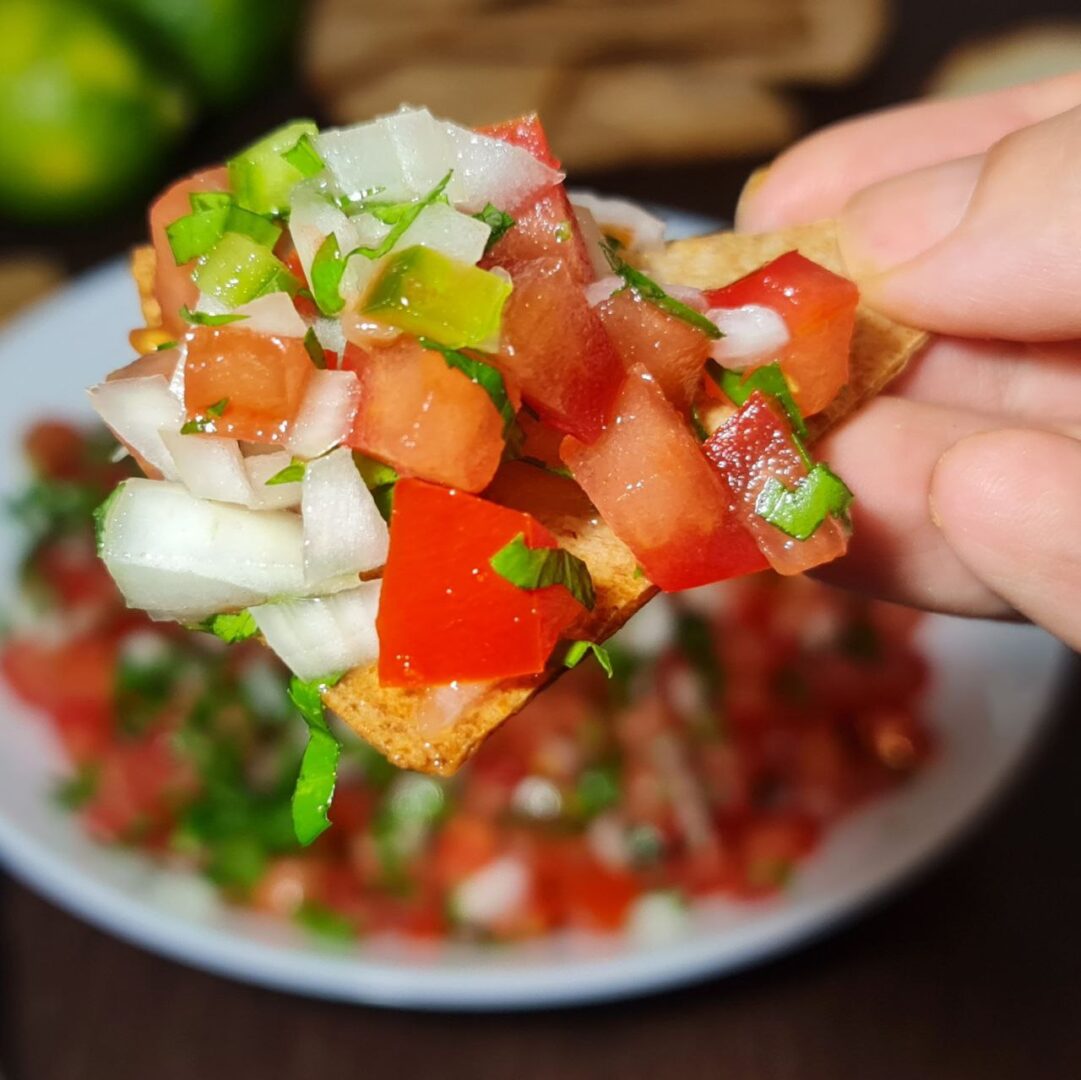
[101,0,301,108]
[0,0,192,221]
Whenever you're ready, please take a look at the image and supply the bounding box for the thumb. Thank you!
[931,428,1081,651]
[838,104,1081,340]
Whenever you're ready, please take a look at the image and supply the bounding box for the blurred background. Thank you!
[2,1,1081,1078]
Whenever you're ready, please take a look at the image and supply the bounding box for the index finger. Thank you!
[736,71,1081,231]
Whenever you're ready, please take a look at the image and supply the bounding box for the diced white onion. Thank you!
[231,292,309,338]
[244,451,303,510]
[99,480,313,619]
[585,275,622,308]
[626,892,688,944]
[317,107,561,214]
[706,304,790,370]
[88,375,183,481]
[662,282,707,309]
[453,856,531,928]
[287,369,361,459]
[250,581,381,681]
[301,447,388,583]
[159,429,254,506]
[416,680,490,739]
[570,191,667,251]
[395,201,491,265]
[313,316,347,357]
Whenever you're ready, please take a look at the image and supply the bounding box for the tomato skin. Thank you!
[343,339,507,493]
[703,391,848,576]
[376,479,586,686]
[478,114,594,286]
[561,367,767,591]
[703,251,857,416]
[499,257,623,442]
[596,289,712,414]
[184,325,314,444]
[148,166,232,337]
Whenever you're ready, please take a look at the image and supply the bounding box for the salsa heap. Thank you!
[90,109,861,840]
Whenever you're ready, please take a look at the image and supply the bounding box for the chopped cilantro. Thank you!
[180,398,230,435]
[474,203,515,251]
[602,240,721,339]
[351,170,454,260]
[712,361,808,441]
[195,610,259,643]
[295,901,355,941]
[179,306,248,327]
[55,764,99,810]
[418,338,516,435]
[309,233,347,317]
[303,327,326,369]
[564,640,614,678]
[574,764,621,819]
[755,463,853,541]
[490,533,596,611]
[289,673,345,846]
[265,460,306,487]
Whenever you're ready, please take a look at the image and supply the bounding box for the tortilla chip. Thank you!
[325,220,928,774]
[129,221,927,775]
[130,244,162,331]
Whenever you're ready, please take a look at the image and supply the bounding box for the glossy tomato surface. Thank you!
[562,366,767,590]
[703,251,857,417]
[376,479,585,686]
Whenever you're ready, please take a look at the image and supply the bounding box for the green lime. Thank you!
[0,0,192,221]
[101,0,301,108]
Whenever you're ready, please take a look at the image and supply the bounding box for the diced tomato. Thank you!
[33,540,120,614]
[184,325,314,444]
[479,114,594,285]
[251,857,328,917]
[499,257,623,442]
[343,338,507,493]
[24,421,86,482]
[596,289,712,414]
[561,367,767,591]
[733,814,819,899]
[148,166,231,337]
[1,637,115,715]
[536,839,639,931]
[703,251,858,416]
[376,479,586,686]
[703,391,848,575]
[431,814,501,887]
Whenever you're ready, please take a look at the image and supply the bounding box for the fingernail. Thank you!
[838,154,982,280]
[734,166,772,232]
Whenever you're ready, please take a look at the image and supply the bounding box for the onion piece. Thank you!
[317,107,561,213]
[159,429,254,506]
[88,375,183,480]
[705,304,790,370]
[231,292,309,338]
[313,315,347,357]
[99,480,312,619]
[250,581,381,681]
[244,451,303,510]
[570,192,667,252]
[585,275,622,308]
[301,447,388,583]
[287,369,361,459]
[395,201,491,265]
[452,856,531,928]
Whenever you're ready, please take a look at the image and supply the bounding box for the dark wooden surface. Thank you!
[4,1,1081,1077]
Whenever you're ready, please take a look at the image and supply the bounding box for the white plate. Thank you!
[0,230,1068,1010]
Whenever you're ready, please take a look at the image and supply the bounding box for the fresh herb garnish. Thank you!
[564,640,614,677]
[573,764,621,819]
[180,398,230,435]
[179,306,248,327]
[265,459,306,487]
[282,133,325,179]
[354,455,397,523]
[189,191,233,213]
[474,203,515,251]
[290,673,344,846]
[55,764,99,810]
[490,533,596,610]
[755,463,853,540]
[92,485,122,556]
[302,327,326,369]
[418,338,516,435]
[195,610,259,643]
[602,240,721,339]
[166,198,281,265]
[351,170,454,260]
[155,340,178,351]
[712,361,808,441]
[295,901,354,941]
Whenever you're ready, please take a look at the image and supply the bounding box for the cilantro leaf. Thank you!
[196,610,259,644]
[474,203,515,251]
[289,673,344,846]
[564,640,614,677]
[92,485,123,556]
[490,533,596,610]
[265,459,306,486]
[309,233,347,317]
[351,170,454,260]
[712,361,808,441]
[602,240,721,339]
[179,306,248,327]
[303,327,326,369]
[418,338,516,435]
[295,901,354,941]
[755,463,853,540]
[180,398,230,435]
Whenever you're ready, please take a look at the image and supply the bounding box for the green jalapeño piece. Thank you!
[228,119,320,217]
[361,246,512,349]
[193,232,299,307]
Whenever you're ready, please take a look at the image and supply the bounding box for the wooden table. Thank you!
[3,1,1081,1076]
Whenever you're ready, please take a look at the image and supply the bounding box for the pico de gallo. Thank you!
[2,421,931,942]
[89,108,865,843]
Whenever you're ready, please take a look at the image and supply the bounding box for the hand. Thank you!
[737,72,1081,651]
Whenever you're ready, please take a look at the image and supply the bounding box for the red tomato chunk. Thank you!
[703,251,857,417]
[561,366,766,591]
[377,479,586,686]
